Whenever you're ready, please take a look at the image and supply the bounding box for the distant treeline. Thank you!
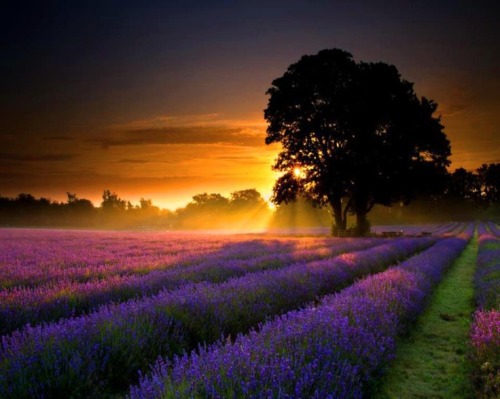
[369,163,500,225]
[0,189,272,230]
[1,164,500,229]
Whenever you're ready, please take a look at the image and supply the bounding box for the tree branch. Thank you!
[366,199,376,213]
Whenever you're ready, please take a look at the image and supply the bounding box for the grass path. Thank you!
[375,234,478,399]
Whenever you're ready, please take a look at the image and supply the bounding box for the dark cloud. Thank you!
[45,136,78,141]
[95,126,265,149]
[0,153,78,162]
[118,159,150,164]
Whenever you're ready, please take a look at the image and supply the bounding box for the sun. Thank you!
[293,166,303,178]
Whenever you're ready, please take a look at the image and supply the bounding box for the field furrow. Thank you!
[374,227,477,398]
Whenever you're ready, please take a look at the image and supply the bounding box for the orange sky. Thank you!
[1,1,499,210]
[2,102,498,210]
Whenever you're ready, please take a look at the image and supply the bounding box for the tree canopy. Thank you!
[101,190,127,213]
[264,49,451,235]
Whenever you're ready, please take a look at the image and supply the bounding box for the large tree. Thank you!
[265,49,451,235]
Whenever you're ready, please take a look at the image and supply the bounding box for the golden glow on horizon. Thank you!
[266,200,276,210]
[3,108,494,212]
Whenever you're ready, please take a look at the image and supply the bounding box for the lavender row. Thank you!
[371,222,462,236]
[477,221,490,239]
[486,221,500,237]
[0,224,460,290]
[0,229,228,288]
[130,230,472,399]
[0,237,384,335]
[0,229,333,289]
[0,237,435,398]
[469,223,500,398]
[469,309,500,398]
[475,223,500,309]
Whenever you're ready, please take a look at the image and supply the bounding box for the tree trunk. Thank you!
[353,194,370,236]
[330,197,346,234]
[355,209,370,236]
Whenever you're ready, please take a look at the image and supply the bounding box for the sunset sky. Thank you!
[1,1,499,209]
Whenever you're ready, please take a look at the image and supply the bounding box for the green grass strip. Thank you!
[375,234,478,399]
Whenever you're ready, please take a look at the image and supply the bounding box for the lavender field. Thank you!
[0,224,497,398]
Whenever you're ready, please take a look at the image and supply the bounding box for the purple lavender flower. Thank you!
[0,233,385,335]
[0,235,435,398]
[129,230,471,399]
[470,223,500,398]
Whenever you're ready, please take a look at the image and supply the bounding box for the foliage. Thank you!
[442,164,500,213]
[477,164,500,208]
[175,189,271,230]
[264,48,451,235]
[2,169,500,229]
[101,189,127,212]
[0,189,269,230]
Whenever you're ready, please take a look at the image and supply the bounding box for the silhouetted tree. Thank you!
[66,192,94,212]
[17,193,37,205]
[188,193,230,213]
[265,49,451,235]
[0,192,170,228]
[67,192,78,204]
[477,163,500,207]
[101,190,126,212]
[229,189,266,210]
[136,197,162,225]
[445,168,481,203]
[174,193,228,228]
[139,198,153,210]
[175,190,272,229]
